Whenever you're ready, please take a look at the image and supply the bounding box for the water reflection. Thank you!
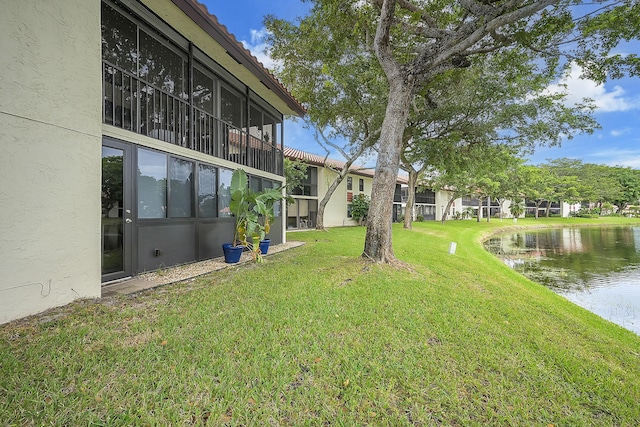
[485,226,640,335]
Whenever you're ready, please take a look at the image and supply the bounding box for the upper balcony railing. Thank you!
[103,62,283,175]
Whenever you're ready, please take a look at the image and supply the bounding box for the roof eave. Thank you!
[171,0,306,117]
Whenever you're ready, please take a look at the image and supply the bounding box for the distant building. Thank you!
[284,148,407,228]
[525,201,579,217]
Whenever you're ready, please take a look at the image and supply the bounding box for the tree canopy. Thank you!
[267,0,640,263]
[500,159,640,218]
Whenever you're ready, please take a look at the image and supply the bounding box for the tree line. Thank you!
[267,0,640,263]
[426,155,640,221]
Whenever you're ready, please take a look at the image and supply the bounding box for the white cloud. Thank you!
[546,63,640,113]
[590,148,640,168]
[610,128,632,137]
[240,27,276,70]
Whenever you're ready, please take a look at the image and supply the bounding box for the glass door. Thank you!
[101,139,133,282]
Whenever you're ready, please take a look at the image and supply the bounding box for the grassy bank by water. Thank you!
[2,217,640,425]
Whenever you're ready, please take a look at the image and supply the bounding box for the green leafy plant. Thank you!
[351,193,370,225]
[230,169,284,262]
[509,200,525,218]
[462,207,475,220]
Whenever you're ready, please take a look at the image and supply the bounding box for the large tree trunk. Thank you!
[477,197,483,222]
[363,83,412,263]
[315,197,327,230]
[442,196,455,225]
[403,169,418,229]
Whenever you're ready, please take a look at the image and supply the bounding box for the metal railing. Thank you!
[103,61,283,175]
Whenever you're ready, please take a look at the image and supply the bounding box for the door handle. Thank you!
[125,218,132,224]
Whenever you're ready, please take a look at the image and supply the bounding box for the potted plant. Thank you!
[223,169,283,263]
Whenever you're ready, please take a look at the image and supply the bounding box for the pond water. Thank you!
[484,226,640,335]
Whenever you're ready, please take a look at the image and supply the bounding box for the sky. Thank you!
[203,0,640,169]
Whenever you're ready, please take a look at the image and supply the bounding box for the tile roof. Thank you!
[284,147,408,184]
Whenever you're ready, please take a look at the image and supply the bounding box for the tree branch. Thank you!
[374,0,403,82]
[395,0,438,27]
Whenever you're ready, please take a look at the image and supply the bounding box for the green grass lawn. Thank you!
[2,217,640,426]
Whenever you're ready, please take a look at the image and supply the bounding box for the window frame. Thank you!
[168,156,195,218]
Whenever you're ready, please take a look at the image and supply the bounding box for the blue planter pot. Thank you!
[259,239,271,255]
[222,243,244,263]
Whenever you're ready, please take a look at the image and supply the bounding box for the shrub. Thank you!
[351,193,370,225]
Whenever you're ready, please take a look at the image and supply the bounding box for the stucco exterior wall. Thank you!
[0,0,102,324]
[318,169,373,228]
[433,191,455,221]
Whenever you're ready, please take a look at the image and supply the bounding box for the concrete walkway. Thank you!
[101,241,305,297]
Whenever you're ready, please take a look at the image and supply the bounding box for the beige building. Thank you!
[0,0,304,324]
[284,148,409,228]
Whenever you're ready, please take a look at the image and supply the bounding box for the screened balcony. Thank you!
[101,1,284,175]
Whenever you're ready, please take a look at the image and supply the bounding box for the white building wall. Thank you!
[0,0,102,323]
[435,191,460,221]
[319,169,373,228]
[561,202,581,217]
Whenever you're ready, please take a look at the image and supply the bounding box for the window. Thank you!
[136,147,249,219]
[347,203,353,218]
[263,115,277,145]
[101,3,138,131]
[261,179,283,218]
[346,177,352,191]
[137,29,188,144]
[292,166,318,196]
[138,149,167,218]
[218,168,233,217]
[193,66,216,115]
[394,185,403,203]
[287,198,317,228]
[262,179,279,218]
[359,178,364,192]
[138,29,186,97]
[101,3,137,74]
[220,86,244,129]
[274,199,282,218]
[415,190,435,204]
[249,175,261,192]
[249,105,263,141]
[198,164,217,218]
[462,197,480,206]
[168,158,193,217]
